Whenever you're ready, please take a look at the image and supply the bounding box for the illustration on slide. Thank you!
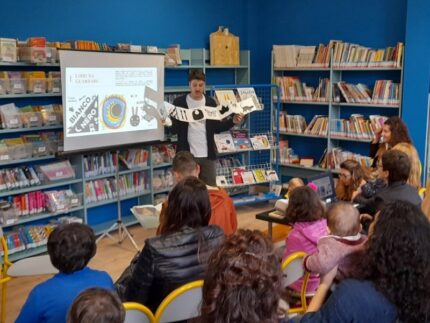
[67,95,99,134]
[101,95,127,129]
[129,106,140,127]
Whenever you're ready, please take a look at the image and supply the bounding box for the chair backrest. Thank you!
[282,251,310,314]
[7,254,58,277]
[155,280,204,323]
[123,302,155,323]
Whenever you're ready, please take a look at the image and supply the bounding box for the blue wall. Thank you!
[402,0,430,179]
[1,0,250,49]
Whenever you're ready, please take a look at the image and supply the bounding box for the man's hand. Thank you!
[233,114,244,124]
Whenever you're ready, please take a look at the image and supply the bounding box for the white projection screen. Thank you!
[59,50,165,152]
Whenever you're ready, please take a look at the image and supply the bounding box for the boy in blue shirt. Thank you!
[16,223,114,323]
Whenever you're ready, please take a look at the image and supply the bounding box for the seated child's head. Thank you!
[381,149,410,184]
[201,229,286,322]
[285,186,325,223]
[172,151,200,182]
[67,288,125,323]
[47,223,96,274]
[287,177,304,194]
[327,202,361,237]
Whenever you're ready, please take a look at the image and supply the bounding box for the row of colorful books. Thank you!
[214,131,272,153]
[279,113,307,133]
[0,103,63,129]
[275,77,331,102]
[153,169,175,192]
[84,152,118,178]
[273,41,403,68]
[85,172,149,203]
[330,115,388,140]
[216,168,279,187]
[336,81,400,105]
[119,149,149,169]
[319,148,373,170]
[332,42,403,68]
[0,71,61,95]
[0,160,75,191]
[0,189,81,225]
[152,144,176,166]
[0,225,51,255]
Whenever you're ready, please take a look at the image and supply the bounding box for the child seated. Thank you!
[67,288,125,323]
[16,223,114,323]
[157,151,237,235]
[283,186,327,293]
[304,202,367,281]
[284,177,304,199]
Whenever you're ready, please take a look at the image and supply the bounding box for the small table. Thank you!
[255,210,289,237]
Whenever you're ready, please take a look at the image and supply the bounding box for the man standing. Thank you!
[171,69,243,186]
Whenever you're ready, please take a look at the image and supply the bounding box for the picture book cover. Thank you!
[231,129,252,151]
[214,133,236,153]
[250,134,271,150]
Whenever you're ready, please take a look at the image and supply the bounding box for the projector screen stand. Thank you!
[96,162,140,251]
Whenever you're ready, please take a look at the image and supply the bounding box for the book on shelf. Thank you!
[231,129,252,150]
[279,112,307,133]
[304,115,328,136]
[372,80,400,105]
[250,134,271,150]
[241,171,256,184]
[232,168,245,184]
[119,149,148,169]
[216,175,229,187]
[252,169,267,183]
[319,148,373,170]
[275,76,330,102]
[299,157,314,167]
[214,133,236,153]
[265,169,279,181]
[279,140,289,164]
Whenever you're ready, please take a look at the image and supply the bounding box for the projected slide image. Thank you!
[65,67,160,137]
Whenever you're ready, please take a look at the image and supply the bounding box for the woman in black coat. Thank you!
[124,176,224,312]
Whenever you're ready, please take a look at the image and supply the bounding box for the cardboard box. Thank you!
[210,27,240,66]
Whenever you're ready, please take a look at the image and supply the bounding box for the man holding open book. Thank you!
[170,70,243,186]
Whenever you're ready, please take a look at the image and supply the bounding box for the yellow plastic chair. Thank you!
[1,231,12,323]
[123,302,155,323]
[282,251,310,314]
[155,280,204,323]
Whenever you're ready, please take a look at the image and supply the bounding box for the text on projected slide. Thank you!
[65,68,159,136]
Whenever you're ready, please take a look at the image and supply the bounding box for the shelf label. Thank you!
[9,118,18,125]
[0,154,10,161]
[38,146,46,153]
[48,115,57,121]
[33,85,43,93]
[13,83,23,90]
[52,87,60,93]
[30,116,39,122]
[71,198,78,204]
[55,171,64,177]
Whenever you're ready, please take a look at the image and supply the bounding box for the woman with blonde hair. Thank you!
[392,142,421,190]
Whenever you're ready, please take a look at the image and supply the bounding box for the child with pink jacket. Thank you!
[283,186,327,293]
